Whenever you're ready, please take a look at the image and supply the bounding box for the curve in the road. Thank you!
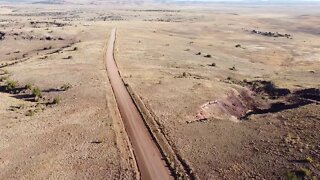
[105,28,173,180]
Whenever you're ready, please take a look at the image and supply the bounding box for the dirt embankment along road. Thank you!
[105,28,173,180]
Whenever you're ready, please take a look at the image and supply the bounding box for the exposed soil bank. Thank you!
[240,81,319,119]
[194,79,319,122]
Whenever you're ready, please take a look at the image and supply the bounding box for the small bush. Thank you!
[229,66,236,71]
[286,168,311,180]
[235,44,241,48]
[306,156,313,163]
[73,47,78,51]
[26,110,35,116]
[182,72,187,77]
[25,83,32,90]
[6,80,18,90]
[25,108,41,116]
[209,62,216,67]
[53,96,61,104]
[32,87,42,101]
[61,83,72,91]
[296,168,310,177]
[285,172,299,180]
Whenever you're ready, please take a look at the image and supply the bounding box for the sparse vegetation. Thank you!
[285,168,311,180]
[25,108,41,117]
[0,76,8,82]
[10,103,27,112]
[182,72,187,77]
[204,54,212,58]
[52,96,61,104]
[25,83,32,90]
[61,83,72,91]
[285,172,299,180]
[32,87,42,101]
[229,66,236,71]
[297,168,310,177]
[26,109,35,116]
[5,80,18,90]
[0,5,319,180]
[26,110,34,116]
[40,55,48,60]
[306,156,313,163]
[208,62,216,67]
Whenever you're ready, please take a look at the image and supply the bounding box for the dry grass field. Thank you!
[0,1,319,179]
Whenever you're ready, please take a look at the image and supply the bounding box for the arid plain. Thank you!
[0,2,319,179]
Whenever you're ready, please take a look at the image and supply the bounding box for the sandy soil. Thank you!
[0,6,136,179]
[0,2,319,180]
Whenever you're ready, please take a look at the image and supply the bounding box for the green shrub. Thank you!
[32,87,42,101]
[25,83,32,90]
[306,156,313,163]
[286,168,311,180]
[285,172,298,180]
[6,80,18,90]
[297,168,310,177]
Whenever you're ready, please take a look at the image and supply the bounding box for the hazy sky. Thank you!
[176,0,320,1]
[1,0,320,2]
[172,0,320,1]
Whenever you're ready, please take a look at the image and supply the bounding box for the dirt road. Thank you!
[105,28,173,180]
